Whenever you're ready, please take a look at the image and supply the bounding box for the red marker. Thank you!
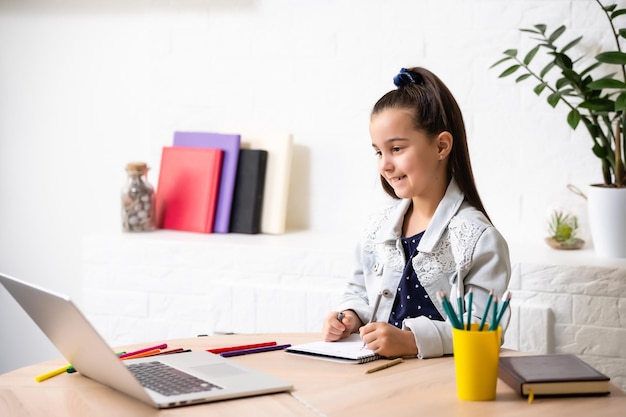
[118,343,168,359]
[207,341,277,354]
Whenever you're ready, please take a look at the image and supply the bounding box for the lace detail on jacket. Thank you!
[361,204,397,255]
[361,200,488,285]
[411,215,486,284]
[381,244,405,273]
[447,215,485,269]
[411,236,453,285]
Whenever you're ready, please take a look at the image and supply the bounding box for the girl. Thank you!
[322,67,511,359]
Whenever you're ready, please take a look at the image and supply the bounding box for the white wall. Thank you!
[0,0,617,374]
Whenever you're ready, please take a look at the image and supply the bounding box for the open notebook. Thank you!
[285,334,381,364]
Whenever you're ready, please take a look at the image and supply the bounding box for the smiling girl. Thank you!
[322,67,511,359]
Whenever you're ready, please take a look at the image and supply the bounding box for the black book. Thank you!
[498,354,611,397]
[229,149,268,234]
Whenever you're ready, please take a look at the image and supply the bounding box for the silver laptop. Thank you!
[0,273,292,408]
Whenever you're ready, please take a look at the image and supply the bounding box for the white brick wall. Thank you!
[82,231,351,344]
[83,232,626,393]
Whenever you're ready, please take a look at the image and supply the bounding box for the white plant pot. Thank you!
[587,185,626,258]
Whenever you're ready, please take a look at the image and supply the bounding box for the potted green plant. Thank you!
[545,209,584,250]
[491,0,626,257]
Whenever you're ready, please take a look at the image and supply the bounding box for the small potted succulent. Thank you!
[545,209,584,250]
[491,0,626,257]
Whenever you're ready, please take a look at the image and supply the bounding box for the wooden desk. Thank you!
[1,333,624,417]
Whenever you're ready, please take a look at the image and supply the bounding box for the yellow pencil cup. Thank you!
[452,323,501,401]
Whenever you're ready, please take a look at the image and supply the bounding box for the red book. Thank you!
[155,146,223,233]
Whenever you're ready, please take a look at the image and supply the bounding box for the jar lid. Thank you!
[126,162,149,173]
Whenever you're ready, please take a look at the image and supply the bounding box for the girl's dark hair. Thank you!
[372,67,491,222]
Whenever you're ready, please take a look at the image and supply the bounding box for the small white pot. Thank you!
[587,185,626,258]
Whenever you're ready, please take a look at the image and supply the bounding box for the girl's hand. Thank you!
[322,310,361,342]
[359,322,418,357]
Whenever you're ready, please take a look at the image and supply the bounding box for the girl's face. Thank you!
[370,108,449,200]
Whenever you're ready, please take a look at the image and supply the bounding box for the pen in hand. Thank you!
[337,311,344,323]
[369,289,391,324]
[362,289,390,347]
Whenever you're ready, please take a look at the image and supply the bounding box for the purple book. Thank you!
[173,131,241,233]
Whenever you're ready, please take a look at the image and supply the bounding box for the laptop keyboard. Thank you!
[127,361,223,397]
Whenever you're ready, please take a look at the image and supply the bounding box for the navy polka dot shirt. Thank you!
[388,231,444,328]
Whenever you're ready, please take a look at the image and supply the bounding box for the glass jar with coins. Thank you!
[121,162,156,232]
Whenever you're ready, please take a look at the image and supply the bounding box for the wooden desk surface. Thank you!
[1,333,624,417]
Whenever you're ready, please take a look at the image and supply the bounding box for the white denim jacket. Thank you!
[337,179,511,359]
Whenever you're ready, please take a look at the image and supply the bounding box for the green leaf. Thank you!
[523,45,541,65]
[554,53,573,69]
[547,92,562,107]
[604,4,617,13]
[542,42,557,51]
[562,68,582,85]
[534,82,548,95]
[596,51,626,65]
[615,92,626,111]
[611,8,626,18]
[580,61,602,77]
[567,109,581,129]
[540,61,556,77]
[534,24,547,34]
[516,73,532,83]
[583,119,600,138]
[593,142,608,158]
[556,77,572,90]
[548,25,566,43]
[579,98,616,112]
[499,64,520,78]
[560,36,582,53]
[587,78,626,90]
[503,49,518,57]
[490,56,513,68]
[520,28,541,35]
[619,29,626,39]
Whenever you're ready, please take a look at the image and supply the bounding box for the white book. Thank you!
[238,132,293,235]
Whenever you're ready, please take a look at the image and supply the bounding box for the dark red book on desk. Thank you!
[498,354,611,397]
[155,146,223,233]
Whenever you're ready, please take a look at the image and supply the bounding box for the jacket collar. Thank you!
[376,179,465,253]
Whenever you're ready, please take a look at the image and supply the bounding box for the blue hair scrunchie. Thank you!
[393,68,420,88]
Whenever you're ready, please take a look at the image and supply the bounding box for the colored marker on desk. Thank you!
[118,343,167,359]
[208,342,277,354]
[35,364,72,382]
[120,348,162,360]
[220,344,291,357]
[158,347,189,355]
